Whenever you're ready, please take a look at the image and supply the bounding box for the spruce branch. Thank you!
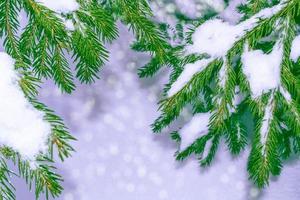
[0,0,174,198]
[145,0,300,188]
[8,149,64,199]
[0,158,15,200]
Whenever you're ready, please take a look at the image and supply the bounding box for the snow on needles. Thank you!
[290,35,300,62]
[260,97,274,155]
[0,52,51,160]
[241,42,283,98]
[168,59,213,97]
[187,3,283,57]
[168,3,283,97]
[180,113,210,150]
[37,0,79,13]
[187,19,241,58]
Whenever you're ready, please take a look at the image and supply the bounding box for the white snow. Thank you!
[290,35,300,62]
[187,3,283,57]
[168,3,284,98]
[229,87,245,113]
[218,59,227,87]
[187,19,240,57]
[168,58,213,97]
[0,52,51,160]
[280,87,292,103]
[37,0,79,13]
[57,15,76,31]
[180,113,210,150]
[233,87,244,107]
[260,97,273,155]
[241,42,283,98]
[64,19,75,31]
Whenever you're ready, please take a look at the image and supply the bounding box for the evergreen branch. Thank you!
[0,0,178,198]
[33,38,52,79]
[71,29,108,83]
[152,59,222,133]
[19,21,36,57]
[31,100,75,161]
[0,158,15,200]
[200,132,221,167]
[248,92,282,187]
[23,0,76,92]
[52,46,75,93]
[0,148,63,199]
[19,73,41,97]
[209,56,236,134]
[176,133,212,161]
[148,0,300,188]
[77,3,119,42]
[0,0,19,57]
[115,0,173,76]
[137,56,161,78]
[225,108,248,155]
[0,0,30,69]
[22,0,68,45]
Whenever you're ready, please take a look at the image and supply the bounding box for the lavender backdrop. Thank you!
[6,0,300,199]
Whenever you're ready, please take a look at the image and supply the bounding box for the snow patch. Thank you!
[241,42,283,98]
[180,113,210,150]
[187,3,283,57]
[168,58,213,97]
[168,3,284,98]
[260,97,273,155]
[230,87,245,113]
[290,35,300,62]
[57,15,76,31]
[37,0,79,13]
[218,59,227,87]
[64,19,75,31]
[0,52,51,160]
[187,19,241,58]
[280,87,292,103]
[233,87,244,107]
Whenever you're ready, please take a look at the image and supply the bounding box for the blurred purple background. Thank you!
[4,0,300,199]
